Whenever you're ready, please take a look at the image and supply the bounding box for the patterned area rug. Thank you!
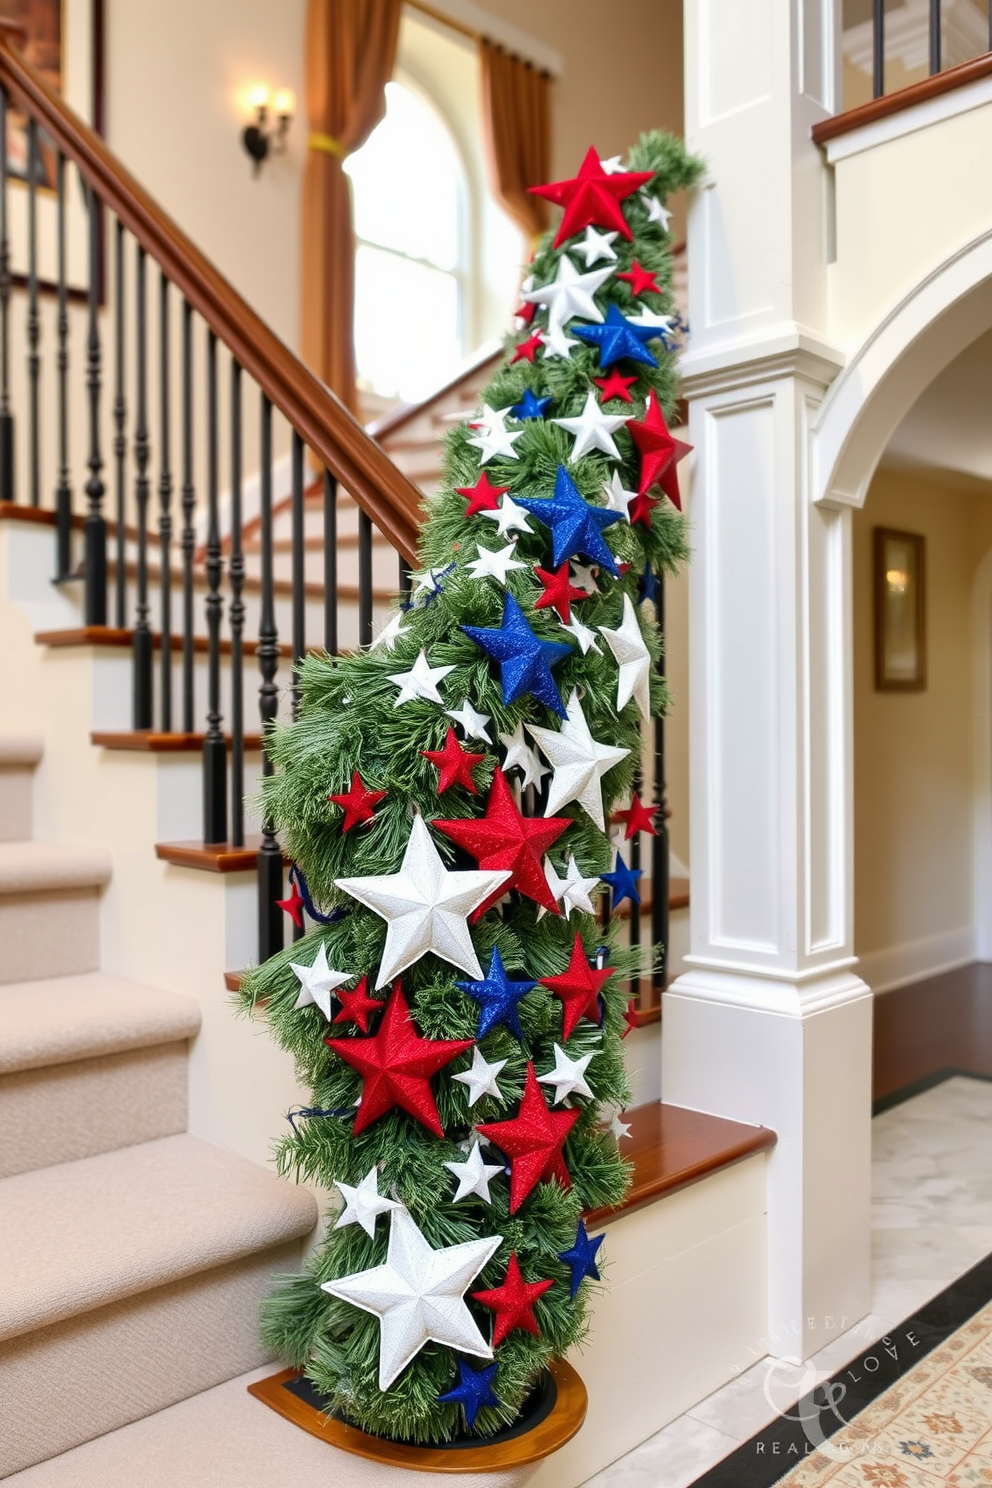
[691,1250,992,1488]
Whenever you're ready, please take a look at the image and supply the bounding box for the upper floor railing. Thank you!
[842,0,992,109]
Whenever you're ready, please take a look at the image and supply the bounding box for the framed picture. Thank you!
[0,0,104,295]
[874,527,926,691]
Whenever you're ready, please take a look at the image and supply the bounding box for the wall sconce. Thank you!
[242,85,295,176]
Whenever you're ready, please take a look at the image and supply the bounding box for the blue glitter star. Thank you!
[572,304,659,370]
[456,947,537,1039]
[437,1359,502,1428]
[602,850,642,908]
[462,592,573,718]
[513,465,622,577]
[511,388,553,421]
[638,563,658,604]
[558,1218,604,1298]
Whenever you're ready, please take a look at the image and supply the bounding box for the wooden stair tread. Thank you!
[156,837,290,873]
[92,731,264,753]
[36,626,320,659]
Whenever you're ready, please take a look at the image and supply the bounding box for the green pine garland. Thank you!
[237,128,703,1446]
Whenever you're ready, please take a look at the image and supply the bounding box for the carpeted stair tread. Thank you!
[2,1367,336,1486]
[0,1134,318,1343]
[0,736,43,766]
[0,840,112,895]
[0,973,201,1074]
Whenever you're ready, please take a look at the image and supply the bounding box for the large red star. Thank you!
[529,147,654,248]
[626,390,693,512]
[540,932,615,1039]
[433,768,570,917]
[613,795,659,839]
[325,983,472,1137]
[327,771,387,832]
[510,332,543,365]
[421,726,486,795]
[331,974,385,1034]
[456,471,510,518]
[594,368,638,404]
[275,879,305,928]
[476,1063,580,1212]
[533,562,588,624]
[617,259,661,297]
[472,1253,554,1346]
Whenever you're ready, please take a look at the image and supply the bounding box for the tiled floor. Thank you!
[581,1075,992,1488]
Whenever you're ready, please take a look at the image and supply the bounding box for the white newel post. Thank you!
[663,0,873,1361]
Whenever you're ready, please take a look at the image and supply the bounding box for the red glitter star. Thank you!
[421,726,486,795]
[275,879,305,928]
[476,1063,580,1212]
[622,998,638,1039]
[510,332,543,365]
[327,771,387,832]
[529,146,653,248]
[455,471,510,518]
[594,368,638,404]
[472,1252,554,1345]
[433,768,570,917]
[540,932,615,1039]
[325,983,472,1137]
[617,259,661,297]
[613,796,659,839]
[533,562,588,624]
[626,390,693,513]
[332,975,385,1034]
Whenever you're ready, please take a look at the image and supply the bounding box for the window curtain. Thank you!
[301,0,401,412]
[479,38,551,247]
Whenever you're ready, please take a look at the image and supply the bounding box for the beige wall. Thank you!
[853,468,992,970]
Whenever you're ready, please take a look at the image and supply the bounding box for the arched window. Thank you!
[345,80,465,404]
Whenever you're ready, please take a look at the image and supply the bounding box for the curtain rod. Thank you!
[404,0,559,78]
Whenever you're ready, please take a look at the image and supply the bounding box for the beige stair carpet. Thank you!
[0,842,112,984]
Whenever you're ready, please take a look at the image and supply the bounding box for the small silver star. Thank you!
[602,470,638,522]
[467,406,524,464]
[640,193,672,230]
[452,1047,507,1107]
[538,1044,596,1103]
[411,566,448,599]
[387,648,457,707]
[599,155,625,175]
[627,305,677,334]
[444,1141,505,1203]
[368,610,409,652]
[559,614,601,655]
[334,1167,403,1238]
[499,719,550,788]
[610,1109,632,1142]
[465,541,528,585]
[541,323,582,360]
[569,562,600,595]
[599,594,652,720]
[541,854,600,919]
[445,698,493,743]
[289,944,352,1020]
[480,494,534,538]
[553,389,626,464]
[570,225,619,267]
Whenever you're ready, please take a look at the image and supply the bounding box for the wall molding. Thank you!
[858,926,979,995]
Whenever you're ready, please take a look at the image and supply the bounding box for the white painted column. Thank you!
[663,0,872,1361]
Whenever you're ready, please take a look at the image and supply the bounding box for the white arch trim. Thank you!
[812,230,992,509]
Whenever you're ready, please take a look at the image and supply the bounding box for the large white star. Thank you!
[290,943,352,1020]
[321,1207,502,1389]
[527,689,629,830]
[602,469,638,522]
[467,406,524,464]
[522,255,613,332]
[452,1047,507,1107]
[387,648,456,707]
[599,593,652,720]
[480,494,533,538]
[333,1167,402,1238]
[499,719,550,789]
[335,815,510,987]
[444,1141,505,1204]
[445,698,492,743]
[540,854,600,920]
[537,1043,596,1103]
[571,224,618,267]
[553,389,626,464]
[465,541,527,585]
[368,610,409,653]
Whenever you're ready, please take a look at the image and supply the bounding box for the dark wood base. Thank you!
[873,962,992,1103]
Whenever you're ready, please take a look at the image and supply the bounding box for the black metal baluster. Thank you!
[26,121,39,509]
[158,272,172,731]
[929,0,941,74]
[291,431,305,716]
[873,0,885,98]
[53,153,72,580]
[629,770,642,1007]
[651,573,670,993]
[323,470,338,654]
[399,556,412,602]
[358,508,373,646]
[132,245,152,724]
[257,394,283,959]
[229,360,245,849]
[0,88,14,502]
[180,300,195,733]
[83,184,106,625]
[202,330,227,843]
[113,222,126,627]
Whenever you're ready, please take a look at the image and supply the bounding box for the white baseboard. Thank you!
[857,926,979,994]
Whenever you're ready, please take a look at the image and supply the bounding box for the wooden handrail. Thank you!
[812,50,992,146]
[0,22,421,564]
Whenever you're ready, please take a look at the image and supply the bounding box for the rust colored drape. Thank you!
[479,38,551,245]
[301,0,401,411]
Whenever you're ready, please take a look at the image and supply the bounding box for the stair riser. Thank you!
[0,890,101,983]
[0,1240,301,1476]
[0,767,33,843]
[0,1042,189,1178]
